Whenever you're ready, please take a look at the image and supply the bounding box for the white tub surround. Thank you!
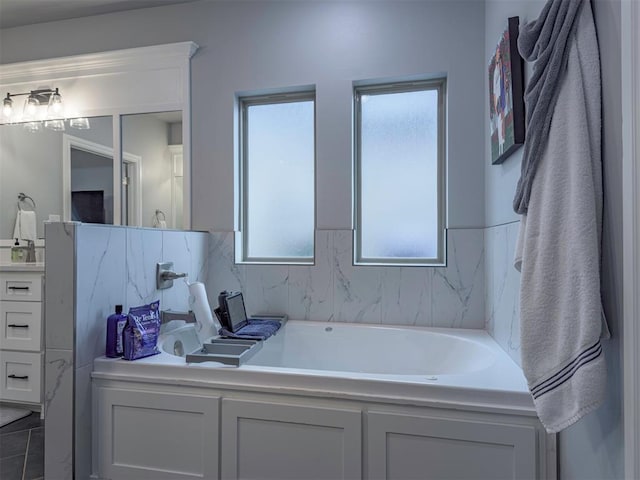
[97,321,532,411]
[92,321,555,479]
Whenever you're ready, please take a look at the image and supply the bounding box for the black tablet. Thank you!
[224,291,249,333]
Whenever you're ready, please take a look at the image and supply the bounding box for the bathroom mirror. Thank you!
[67,116,116,224]
[121,111,184,229]
[0,110,188,237]
[0,42,196,240]
[0,115,114,238]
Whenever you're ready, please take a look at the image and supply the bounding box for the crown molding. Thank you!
[0,41,199,84]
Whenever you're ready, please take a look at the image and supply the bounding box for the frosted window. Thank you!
[356,82,444,264]
[243,97,315,261]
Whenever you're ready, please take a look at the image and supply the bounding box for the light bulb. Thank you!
[70,117,90,130]
[2,96,12,118]
[25,96,39,117]
[24,121,41,133]
[49,89,63,114]
[45,119,65,131]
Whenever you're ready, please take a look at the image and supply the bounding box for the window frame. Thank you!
[353,79,447,266]
[238,90,316,264]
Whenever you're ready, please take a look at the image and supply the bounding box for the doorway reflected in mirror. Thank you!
[71,190,105,224]
[121,111,183,229]
[70,146,113,224]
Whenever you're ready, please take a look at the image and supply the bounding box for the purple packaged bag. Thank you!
[122,300,161,360]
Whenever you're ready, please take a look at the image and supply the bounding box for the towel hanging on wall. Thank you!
[512,0,583,214]
[13,210,36,242]
[514,0,610,433]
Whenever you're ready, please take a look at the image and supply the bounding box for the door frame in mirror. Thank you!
[122,153,142,227]
[62,134,142,225]
[169,144,184,229]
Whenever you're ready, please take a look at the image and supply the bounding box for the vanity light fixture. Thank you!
[2,87,88,131]
[3,87,64,121]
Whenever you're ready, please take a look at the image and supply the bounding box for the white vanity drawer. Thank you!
[0,350,42,403]
[0,301,42,351]
[0,273,43,302]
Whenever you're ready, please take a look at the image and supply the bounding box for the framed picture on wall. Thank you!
[488,16,525,165]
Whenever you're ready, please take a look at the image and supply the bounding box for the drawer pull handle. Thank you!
[7,324,29,328]
[8,374,29,380]
[7,286,30,291]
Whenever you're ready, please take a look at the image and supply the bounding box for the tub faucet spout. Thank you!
[161,310,197,324]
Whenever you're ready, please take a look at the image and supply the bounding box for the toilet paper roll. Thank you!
[188,282,219,343]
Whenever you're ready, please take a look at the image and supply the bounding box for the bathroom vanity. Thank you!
[0,264,45,411]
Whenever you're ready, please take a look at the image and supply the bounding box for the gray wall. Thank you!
[484,0,543,228]
[0,0,487,231]
[169,122,182,145]
[0,1,490,331]
[0,125,64,239]
[559,1,623,478]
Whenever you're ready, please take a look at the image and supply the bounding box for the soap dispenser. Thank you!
[11,239,27,263]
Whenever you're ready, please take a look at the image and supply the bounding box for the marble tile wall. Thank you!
[44,223,209,480]
[484,221,521,366]
[43,223,75,480]
[207,228,485,329]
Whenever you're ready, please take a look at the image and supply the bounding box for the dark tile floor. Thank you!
[0,412,44,480]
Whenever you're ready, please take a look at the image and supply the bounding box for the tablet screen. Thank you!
[225,292,248,332]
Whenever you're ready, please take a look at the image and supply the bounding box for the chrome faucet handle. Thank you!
[156,262,188,290]
[161,271,187,280]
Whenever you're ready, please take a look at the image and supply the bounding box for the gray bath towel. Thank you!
[514,0,610,433]
[512,0,583,215]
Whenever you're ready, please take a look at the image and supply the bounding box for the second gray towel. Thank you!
[512,0,583,215]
